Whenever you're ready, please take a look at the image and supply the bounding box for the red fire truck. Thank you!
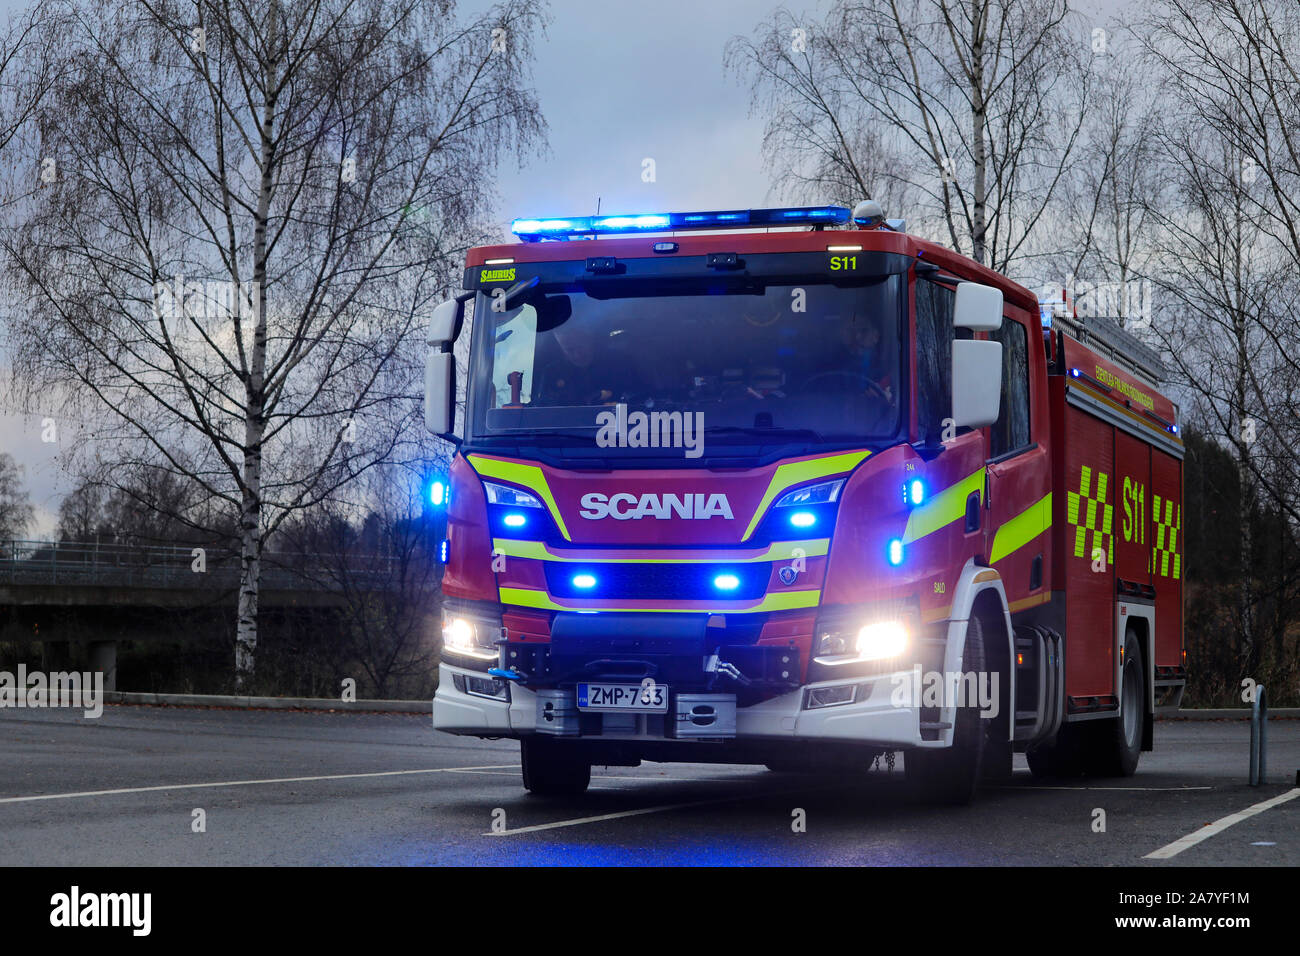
[425,203,1185,803]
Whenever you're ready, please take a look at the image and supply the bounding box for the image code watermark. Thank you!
[1114,892,1252,930]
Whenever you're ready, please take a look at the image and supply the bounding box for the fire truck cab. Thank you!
[425,203,1185,803]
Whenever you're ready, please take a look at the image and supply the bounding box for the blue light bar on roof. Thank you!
[510,205,852,241]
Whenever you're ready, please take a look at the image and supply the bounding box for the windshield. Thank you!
[467,276,903,453]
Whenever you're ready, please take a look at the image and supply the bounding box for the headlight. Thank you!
[856,620,908,660]
[441,612,502,662]
[774,478,844,508]
[483,481,543,508]
[763,478,846,538]
[816,617,909,665]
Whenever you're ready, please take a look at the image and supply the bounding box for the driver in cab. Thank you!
[843,316,893,401]
[539,318,616,406]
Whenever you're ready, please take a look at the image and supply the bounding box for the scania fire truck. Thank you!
[425,202,1185,803]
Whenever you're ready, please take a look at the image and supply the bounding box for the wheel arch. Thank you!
[1118,604,1156,752]
[932,560,1015,748]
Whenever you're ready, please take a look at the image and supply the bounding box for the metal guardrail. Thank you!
[0,539,403,591]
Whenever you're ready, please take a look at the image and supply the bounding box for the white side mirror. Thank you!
[954,282,1003,331]
[425,298,464,437]
[952,339,1002,429]
[429,299,460,344]
[425,352,454,435]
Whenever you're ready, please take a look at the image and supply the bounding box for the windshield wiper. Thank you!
[489,430,598,444]
[703,426,824,440]
[500,275,541,308]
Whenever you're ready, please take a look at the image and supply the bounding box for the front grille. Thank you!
[544,561,769,600]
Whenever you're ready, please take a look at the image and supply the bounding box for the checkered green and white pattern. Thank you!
[1067,465,1114,564]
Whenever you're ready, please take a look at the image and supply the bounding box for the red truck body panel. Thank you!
[437,214,1184,737]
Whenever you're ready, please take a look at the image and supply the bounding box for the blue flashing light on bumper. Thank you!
[789,510,817,529]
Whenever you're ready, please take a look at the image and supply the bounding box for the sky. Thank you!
[0,0,1127,534]
[0,0,828,534]
[465,0,822,233]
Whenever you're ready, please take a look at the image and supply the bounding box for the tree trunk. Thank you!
[970,6,988,265]
[235,479,262,689]
[235,0,277,690]
[1233,212,1254,682]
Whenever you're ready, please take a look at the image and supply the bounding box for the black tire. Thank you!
[982,735,1014,783]
[520,737,591,796]
[906,615,987,804]
[1025,724,1086,778]
[1083,630,1145,777]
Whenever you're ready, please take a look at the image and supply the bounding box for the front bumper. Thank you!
[433,661,938,749]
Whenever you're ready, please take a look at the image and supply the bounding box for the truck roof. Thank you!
[465,214,1175,419]
[464,224,1043,315]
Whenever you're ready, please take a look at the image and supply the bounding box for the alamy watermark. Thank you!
[595,402,704,459]
[50,886,150,936]
[1042,276,1153,329]
[151,274,261,331]
[890,666,999,719]
[0,665,104,718]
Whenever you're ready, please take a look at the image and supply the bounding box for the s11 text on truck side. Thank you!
[424,202,1185,803]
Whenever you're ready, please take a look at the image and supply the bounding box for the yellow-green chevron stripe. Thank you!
[989,492,1052,563]
[740,450,871,541]
[902,468,985,544]
[491,538,829,563]
[466,454,571,541]
[498,587,821,613]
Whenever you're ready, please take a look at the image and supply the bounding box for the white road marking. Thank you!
[486,798,749,835]
[485,785,822,836]
[0,765,521,804]
[446,769,758,783]
[997,785,1213,791]
[1144,788,1300,860]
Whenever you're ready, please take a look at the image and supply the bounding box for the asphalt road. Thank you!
[0,704,1296,866]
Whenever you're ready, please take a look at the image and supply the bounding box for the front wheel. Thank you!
[906,616,987,804]
[520,737,591,796]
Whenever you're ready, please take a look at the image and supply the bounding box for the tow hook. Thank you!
[705,654,751,686]
[488,667,526,682]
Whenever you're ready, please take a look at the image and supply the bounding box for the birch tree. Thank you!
[2,0,545,689]
[0,3,58,206]
[1136,0,1300,683]
[727,0,1091,272]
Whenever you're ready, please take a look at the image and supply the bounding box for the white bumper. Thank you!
[432,664,513,734]
[432,663,937,749]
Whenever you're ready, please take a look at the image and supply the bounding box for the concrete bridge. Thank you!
[0,539,400,607]
[0,539,411,689]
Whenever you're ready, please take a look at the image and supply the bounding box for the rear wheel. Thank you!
[1083,630,1145,777]
[520,737,591,796]
[906,616,987,804]
[1027,630,1145,778]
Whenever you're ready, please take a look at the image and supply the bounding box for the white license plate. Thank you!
[577,682,668,713]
